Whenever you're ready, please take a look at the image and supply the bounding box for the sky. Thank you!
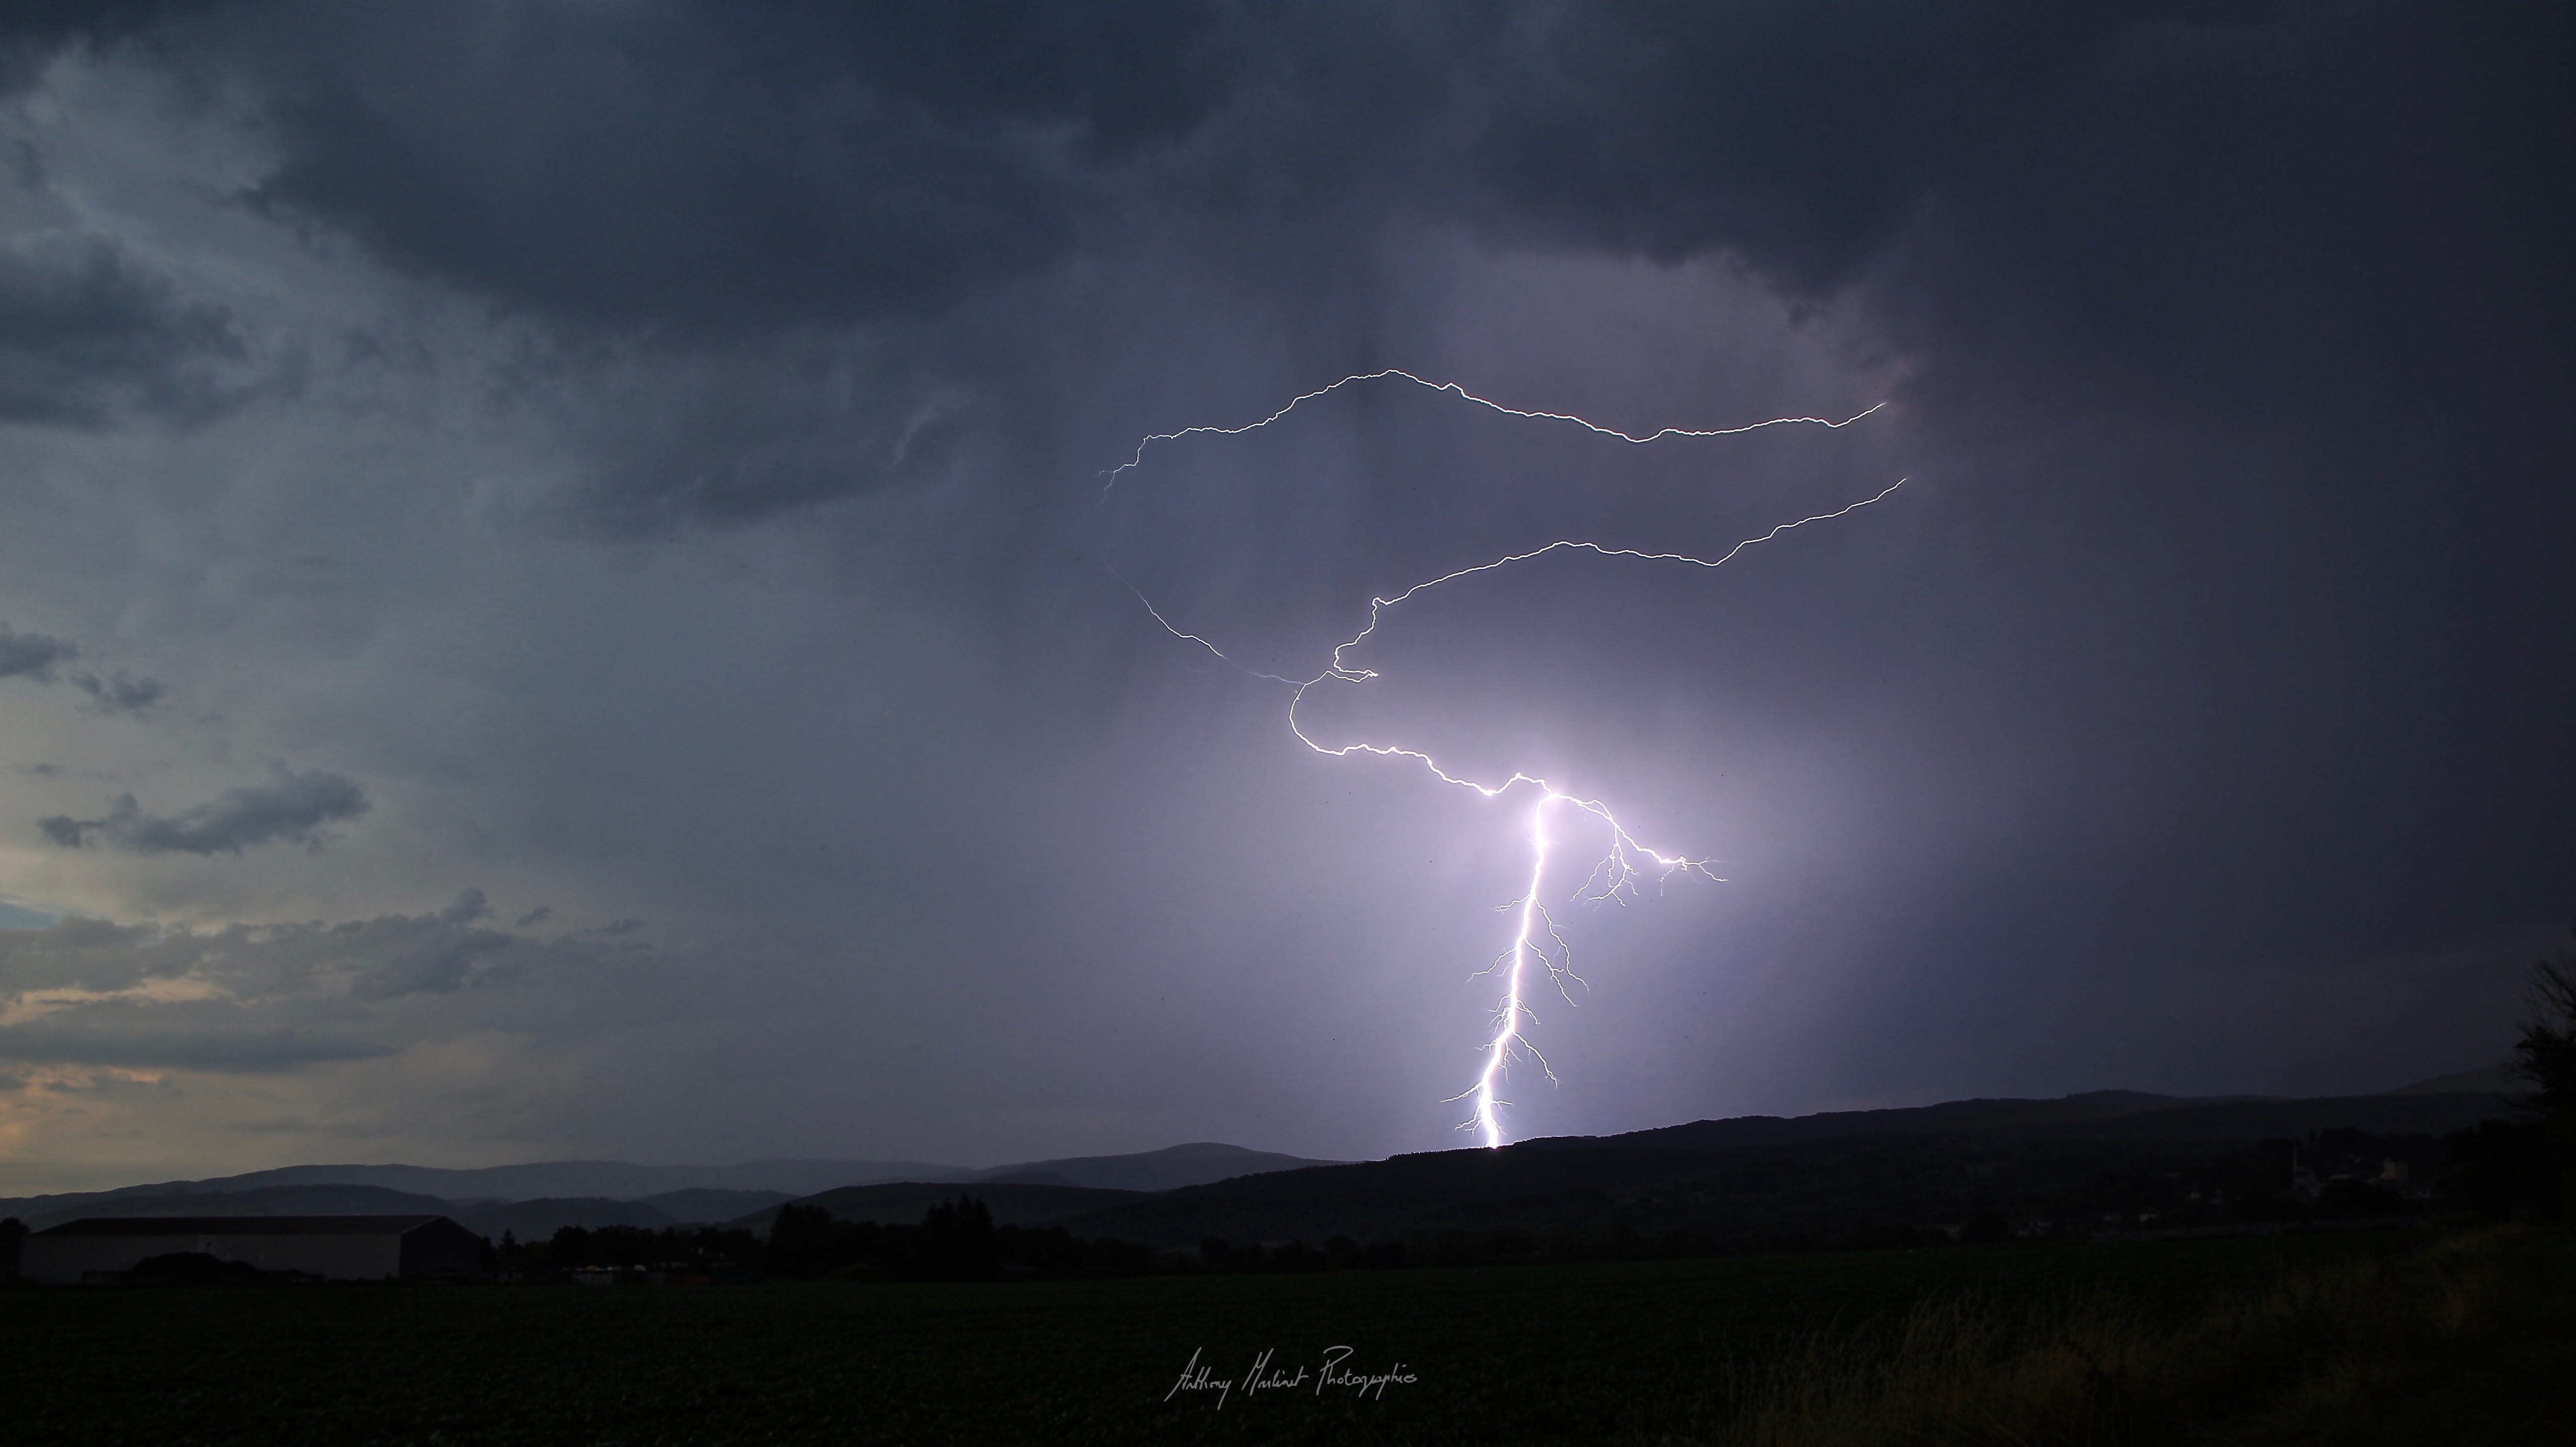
[0,2,2567,1193]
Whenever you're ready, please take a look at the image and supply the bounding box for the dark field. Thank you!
[3,1228,2567,1446]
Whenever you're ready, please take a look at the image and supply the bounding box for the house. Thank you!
[17,1215,485,1284]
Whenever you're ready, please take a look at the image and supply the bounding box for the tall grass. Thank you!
[1711,1226,2565,1446]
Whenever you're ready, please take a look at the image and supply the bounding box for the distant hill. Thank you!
[2386,1065,2520,1097]
[452,1197,678,1240]
[2017,1092,2518,1143]
[1054,1146,1721,1248]
[146,1158,974,1202]
[966,1142,1343,1192]
[1569,1086,2517,1156]
[20,1183,455,1232]
[637,1188,792,1223]
[733,1182,1144,1232]
[0,1142,1334,1215]
[0,1159,970,1218]
[1559,1091,2226,1154]
[1050,1086,2526,1249]
[0,1084,2523,1249]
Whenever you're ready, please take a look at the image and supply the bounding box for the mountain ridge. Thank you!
[3,1075,2517,1240]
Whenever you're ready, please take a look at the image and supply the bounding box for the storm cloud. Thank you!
[39,766,369,855]
[18,1,2526,534]
[236,2,1220,336]
[0,231,252,426]
[0,1,2564,1185]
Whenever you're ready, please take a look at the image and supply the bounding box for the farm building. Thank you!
[18,1215,485,1284]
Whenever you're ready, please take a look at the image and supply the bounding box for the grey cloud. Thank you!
[234,1,1225,338]
[69,669,165,714]
[0,893,635,1077]
[0,915,181,996]
[38,764,369,855]
[0,232,251,427]
[342,939,504,1001]
[0,892,585,1003]
[0,623,76,680]
[513,905,551,928]
[0,626,163,710]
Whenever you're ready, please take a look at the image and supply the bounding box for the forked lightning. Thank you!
[1113,373,1902,1146]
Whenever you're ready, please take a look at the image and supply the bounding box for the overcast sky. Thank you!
[0,2,2567,1193]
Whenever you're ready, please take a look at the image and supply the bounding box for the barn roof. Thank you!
[32,1215,456,1237]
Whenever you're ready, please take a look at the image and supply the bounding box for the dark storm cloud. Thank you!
[0,0,224,96]
[0,232,253,427]
[163,3,2569,406]
[235,1,1221,338]
[62,0,2534,530]
[1464,2,2575,432]
[0,623,77,681]
[38,765,369,855]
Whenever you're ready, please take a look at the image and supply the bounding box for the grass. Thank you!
[1716,1225,2576,1446]
[1,1226,2565,1445]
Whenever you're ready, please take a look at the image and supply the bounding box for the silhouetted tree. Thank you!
[2442,932,2576,1219]
[765,1204,840,1279]
[2511,927,2576,1213]
[2514,929,2576,1116]
[920,1196,996,1278]
[0,1216,24,1275]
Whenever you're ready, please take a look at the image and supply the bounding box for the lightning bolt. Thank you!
[1114,372,1905,1146]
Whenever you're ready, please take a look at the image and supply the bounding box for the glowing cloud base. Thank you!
[1113,373,1901,1147]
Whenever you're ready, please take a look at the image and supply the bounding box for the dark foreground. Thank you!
[4,1227,2569,1446]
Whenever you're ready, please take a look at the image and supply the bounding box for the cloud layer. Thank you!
[0,888,620,1081]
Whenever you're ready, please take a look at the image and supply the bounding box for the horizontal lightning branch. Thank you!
[1101,367,1885,495]
[1114,371,1904,1147]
